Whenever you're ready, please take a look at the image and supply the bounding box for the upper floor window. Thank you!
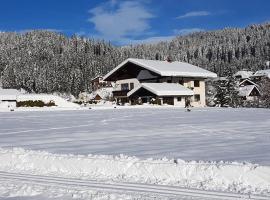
[194,80,200,87]
[130,83,134,90]
[121,83,129,91]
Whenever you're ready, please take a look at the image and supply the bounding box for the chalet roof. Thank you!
[234,70,254,79]
[127,83,194,97]
[239,79,258,87]
[238,85,260,97]
[252,69,270,78]
[104,58,217,80]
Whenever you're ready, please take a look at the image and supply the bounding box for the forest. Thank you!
[0,22,269,96]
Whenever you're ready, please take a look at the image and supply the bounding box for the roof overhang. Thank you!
[104,58,217,81]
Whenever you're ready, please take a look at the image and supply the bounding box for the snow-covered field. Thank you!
[0,107,270,199]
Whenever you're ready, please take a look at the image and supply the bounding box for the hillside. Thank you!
[0,22,269,96]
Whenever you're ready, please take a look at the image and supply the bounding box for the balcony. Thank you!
[112,90,130,97]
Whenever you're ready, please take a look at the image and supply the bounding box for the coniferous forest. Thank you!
[0,22,269,96]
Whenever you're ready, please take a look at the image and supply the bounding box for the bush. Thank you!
[17,100,56,107]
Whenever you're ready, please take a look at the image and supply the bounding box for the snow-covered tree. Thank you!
[259,77,270,108]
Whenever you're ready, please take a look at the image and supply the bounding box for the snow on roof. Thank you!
[104,58,217,80]
[252,69,270,78]
[90,88,113,100]
[0,88,24,101]
[234,70,254,79]
[238,85,260,97]
[127,83,194,97]
[239,79,258,87]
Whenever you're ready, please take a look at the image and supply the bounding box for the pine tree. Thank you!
[259,77,270,108]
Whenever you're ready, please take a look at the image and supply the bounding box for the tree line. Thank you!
[0,22,269,97]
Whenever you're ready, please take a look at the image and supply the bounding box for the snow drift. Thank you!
[0,148,269,195]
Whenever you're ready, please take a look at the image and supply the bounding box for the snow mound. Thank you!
[0,148,269,195]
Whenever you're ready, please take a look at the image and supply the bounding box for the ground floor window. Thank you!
[177,97,182,101]
[194,94,200,102]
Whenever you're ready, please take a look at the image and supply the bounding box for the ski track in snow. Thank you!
[0,171,268,200]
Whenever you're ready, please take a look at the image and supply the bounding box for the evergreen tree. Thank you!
[259,77,270,108]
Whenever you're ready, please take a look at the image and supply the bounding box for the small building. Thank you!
[103,58,217,107]
[0,88,22,108]
[250,69,270,82]
[234,70,254,82]
[238,79,261,101]
[91,76,112,91]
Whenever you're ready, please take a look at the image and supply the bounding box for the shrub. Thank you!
[17,100,56,107]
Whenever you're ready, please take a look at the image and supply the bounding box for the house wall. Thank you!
[113,77,206,107]
[158,77,206,107]
[173,97,186,107]
[114,78,141,91]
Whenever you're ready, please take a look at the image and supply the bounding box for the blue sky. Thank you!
[0,0,269,45]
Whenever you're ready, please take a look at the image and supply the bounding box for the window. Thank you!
[130,83,134,90]
[177,97,182,101]
[167,80,172,83]
[121,83,129,91]
[194,94,200,102]
[194,80,200,87]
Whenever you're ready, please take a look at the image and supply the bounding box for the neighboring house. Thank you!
[238,79,261,101]
[0,88,23,108]
[250,69,270,82]
[91,76,112,91]
[234,70,254,82]
[90,87,113,103]
[103,58,217,107]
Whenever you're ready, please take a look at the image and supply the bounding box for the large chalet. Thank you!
[103,58,217,107]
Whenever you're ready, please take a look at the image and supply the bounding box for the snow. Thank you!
[0,88,24,101]
[128,83,194,97]
[0,107,270,199]
[104,58,217,80]
[238,85,257,96]
[16,94,79,108]
[234,70,254,79]
[91,87,113,100]
[0,148,270,195]
[252,69,270,78]
[0,88,79,109]
[239,79,258,87]
[0,108,270,164]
